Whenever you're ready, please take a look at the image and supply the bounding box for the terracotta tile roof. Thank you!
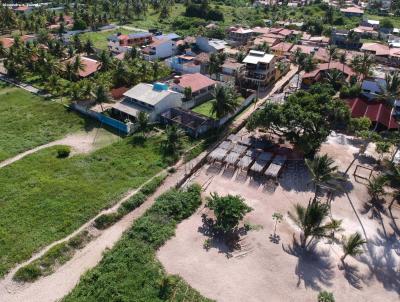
[65,56,101,78]
[361,43,390,56]
[302,62,356,79]
[290,45,315,55]
[194,52,209,63]
[0,38,14,48]
[271,42,293,53]
[354,26,378,34]
[313,48,329,62]
[347,97,397,129]
[173,73,216,92]
[340,6,364,14]
[14,6,30,11]
[111,86,129,99]
[278,29,293,37]
[252,27,271,35]
[253,36,279,46]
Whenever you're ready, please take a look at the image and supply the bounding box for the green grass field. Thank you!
[0,135,168,277]
[78,28,133,50]
[0,84,85,161]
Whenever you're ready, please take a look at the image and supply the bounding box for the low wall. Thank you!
[71,104,132,134]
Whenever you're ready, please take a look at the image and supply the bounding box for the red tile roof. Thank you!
[0,38,14,48]
[361,43,390,56]
[111,86,129,99]
[65,56,101,78]
[271,42,293,53]
[290,45,315,55]
[14,6,30,11]
[302,62,356,79]
[347,97,397,129]
[340,6,364,14]
[174,73,216,92]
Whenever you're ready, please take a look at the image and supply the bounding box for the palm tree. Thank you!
[387,163,400,212]
[64,61,75,81]
[326,44,337,69]
[306,154,343,201]
[73,55,85,76]
[163,124,185,157]
[351,53,375,81]
[340,232,366,264]
[84,39,95,55]
[94,85,109,111]
[365,175,388,236]
[98,50,112,71]
[325,69,345,90]
[137,111,149,136]
[339,51,346,74]
[211,84,240,120]
[288,200,342,248]
[45,74,60,95]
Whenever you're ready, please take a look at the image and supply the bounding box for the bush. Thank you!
[348,117,372,134]
[340,84,361,99]
[119,192,147,215]
[63,185,207,302]
[139,174,166,196]
[94,213,122,230]
[56,145,71,158]
[13,263,41,282]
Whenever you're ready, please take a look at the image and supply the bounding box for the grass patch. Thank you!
[13,230,92,282]
[94,173,167,230]
[0,85,86,161]
[63,184,213,302]
[78,28,133,50]
[192,100,216,119]
[0,135,169,277]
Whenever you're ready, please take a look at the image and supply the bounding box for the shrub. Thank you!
[68,230,91,249]
[94,213,122,230]
[56,145,71,158]
[318,291,335,302]
[119,192,147,215]
[139,174,166,196]
[13,263,41,282]
[348,117,371,134]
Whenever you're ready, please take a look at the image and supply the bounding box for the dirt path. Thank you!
[0,128,120,169]
[0,153,206,302]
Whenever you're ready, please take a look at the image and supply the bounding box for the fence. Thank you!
[71,104,133,134]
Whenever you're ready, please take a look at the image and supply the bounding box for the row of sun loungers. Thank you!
[208,139,288,179]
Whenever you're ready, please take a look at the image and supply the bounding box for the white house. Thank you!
[112,83,183,122]
[196,36,227,53]
[165,55,201,74]
[141,39,176,61]
[243,50,276,88]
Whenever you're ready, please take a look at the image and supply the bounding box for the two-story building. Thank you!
[108,32,153,53]
[165,55,201,74]
[141,38,176,61]
[196,36,227,53]
[242,50,276,89]
[227,27,254,45]
[170,73,216,107]
[112,82,183,122]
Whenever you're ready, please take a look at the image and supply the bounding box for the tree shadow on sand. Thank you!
[282,236,335,290]
[198,214,248,258]
[358,228,400,295]
[340,262,369,290]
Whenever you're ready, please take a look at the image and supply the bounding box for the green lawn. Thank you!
[0,84,86,161]
[0,135,168,277]
[192,100,216,119]
[78,28,133,50]
[192,96,245,119]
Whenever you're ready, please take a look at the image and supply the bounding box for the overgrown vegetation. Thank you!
[63,184,213,302]
[0,135,169,277]
[0,84,85,161]
[14,231,92,282]
[94,174,167,229]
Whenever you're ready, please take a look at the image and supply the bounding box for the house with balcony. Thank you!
[227,27,254,45]
[112,82,183,122]
[220,59,245,82]
[141,38,176,61]
[170,73,216,108]
[165,55,201,74]
[108,32,153,53]
[242,50,276,89]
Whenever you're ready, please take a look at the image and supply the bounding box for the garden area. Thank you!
[0,83,86,162]
[77,28,133,50]
[0,134,169,277]
[192,96,245,120]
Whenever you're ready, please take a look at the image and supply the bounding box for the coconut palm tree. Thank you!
[163,124,185,157]
[288,200,342,248]
[137,111,149,137]
[351,53,375,81]
[306,154,343,201]
[211,84,240,120]
[326,44,337,69]
[84,39,95,55]
[325,69,345,90]
[94,84,109,111]
[73,55,85,76]
[378,71,400,106]
[340,232,366,264]
[339,51,346,74]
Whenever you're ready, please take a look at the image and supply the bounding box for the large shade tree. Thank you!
[247,84,350,156]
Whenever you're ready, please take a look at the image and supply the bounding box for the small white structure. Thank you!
[112,83,182,121]
[196,37,227,53]
[141,39,176,61]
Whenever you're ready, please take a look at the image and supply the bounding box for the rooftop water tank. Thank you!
[153,82,168,91]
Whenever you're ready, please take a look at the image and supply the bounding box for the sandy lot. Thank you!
[158,134,400,302]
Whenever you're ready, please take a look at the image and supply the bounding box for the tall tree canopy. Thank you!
[247,84,350,156]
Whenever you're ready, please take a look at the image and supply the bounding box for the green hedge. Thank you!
[63,184,212,302]
[14,231,92,282]
[94,174,167,230]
